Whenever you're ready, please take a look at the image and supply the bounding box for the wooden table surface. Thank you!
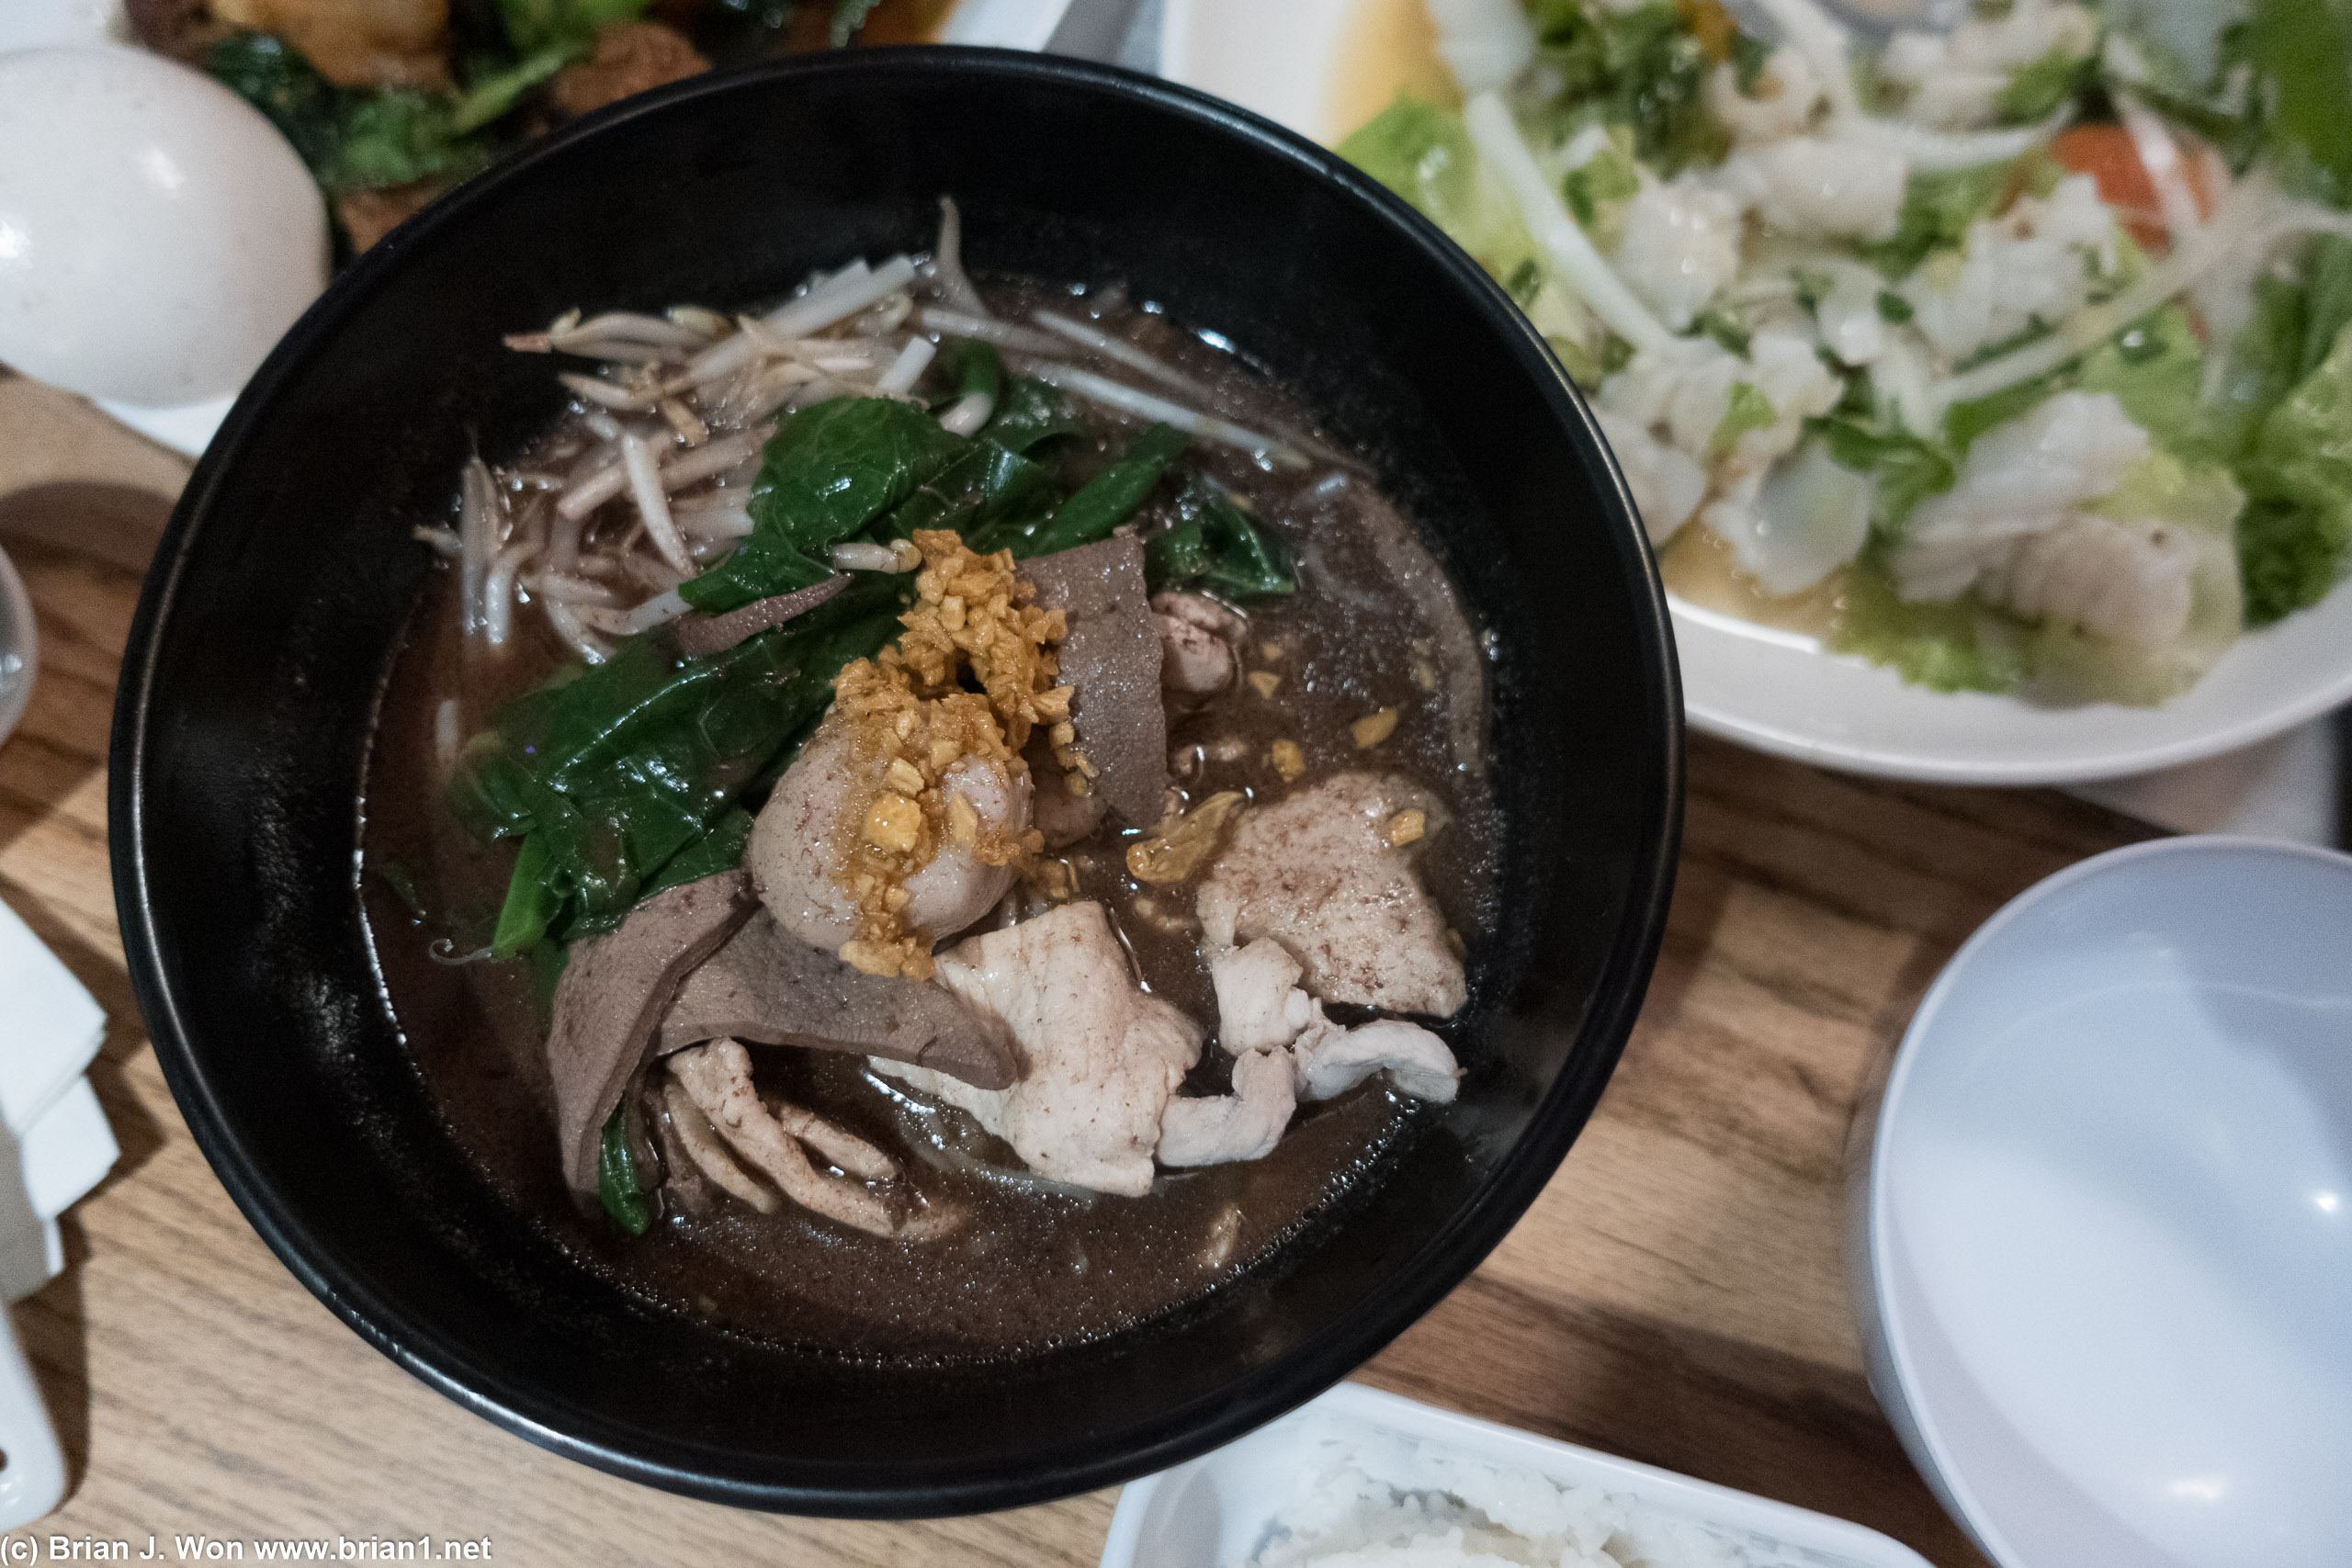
[0,373,2152,1567]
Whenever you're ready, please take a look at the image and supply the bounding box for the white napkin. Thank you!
[0,896,109,1531]
[2072,716,2344,845]
[0,896,113,1303]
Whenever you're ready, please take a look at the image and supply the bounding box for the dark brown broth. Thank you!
[361,278,1499,1362]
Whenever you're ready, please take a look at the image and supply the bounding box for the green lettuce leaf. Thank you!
[2236,315,2352,621]
[1993,45,2094,125]
[1858,161,2018,279]
[2238,0,2352,204]
[1342,96,1546,280]
[1834,563,2029,694]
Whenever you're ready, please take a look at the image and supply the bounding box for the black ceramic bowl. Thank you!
[111,49,1679,1515]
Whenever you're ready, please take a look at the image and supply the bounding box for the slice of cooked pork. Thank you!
[871,900,1202,1196]
[1196,773,1467,1017]
[1292,1008,1461,1104]
[1157,1045,1297,1167]
[1208,935,1316,1054]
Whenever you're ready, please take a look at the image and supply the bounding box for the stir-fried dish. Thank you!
[1346,0,2352,704]
[131,0,952,250]
[366,206,1497,1357]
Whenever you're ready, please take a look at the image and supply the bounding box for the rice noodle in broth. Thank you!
[364,203,1501,1360]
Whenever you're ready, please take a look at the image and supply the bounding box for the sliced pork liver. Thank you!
[1020,536,1168,829]
[548,869,757,1201]
[651,910,1017,1089]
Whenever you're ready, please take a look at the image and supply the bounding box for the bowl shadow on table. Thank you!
[0,482,175,577]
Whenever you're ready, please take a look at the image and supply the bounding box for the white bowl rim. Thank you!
[1860,833,2352,1564]
[1100,1379,1937,1568]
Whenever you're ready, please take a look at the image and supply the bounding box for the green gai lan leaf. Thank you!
[942,339,1004,405]
[598,1107,651,1235]
[1145,474,1297,602]
[454,574,910,948]
[978,378,1082,454]
[975,424,1188,559]
[680,397,971,613]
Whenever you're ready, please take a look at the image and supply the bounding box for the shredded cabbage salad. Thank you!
[1343,0,2352,703]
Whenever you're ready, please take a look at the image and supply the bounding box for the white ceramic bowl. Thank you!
[1850,837,2352,1568]
[1101,1381,1932,1568]
[0,547,35,750]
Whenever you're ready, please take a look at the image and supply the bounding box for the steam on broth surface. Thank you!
[363,206,1499,1360]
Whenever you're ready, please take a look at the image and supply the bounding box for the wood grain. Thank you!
[0,375,2152,1566]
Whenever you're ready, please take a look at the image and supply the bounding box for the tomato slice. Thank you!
[2050,122,2213,254]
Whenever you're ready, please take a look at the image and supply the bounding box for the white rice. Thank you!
[1247,1417,1785,1568]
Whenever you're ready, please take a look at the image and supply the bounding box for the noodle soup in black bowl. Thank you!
[110,49,1679,1516]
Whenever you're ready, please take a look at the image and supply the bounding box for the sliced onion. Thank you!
[1462,93,1675,354]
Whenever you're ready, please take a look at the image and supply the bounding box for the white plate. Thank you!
[1101,1381,1933,1568]
[1850,837,2352,1566]
[1159,0,2352,784]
